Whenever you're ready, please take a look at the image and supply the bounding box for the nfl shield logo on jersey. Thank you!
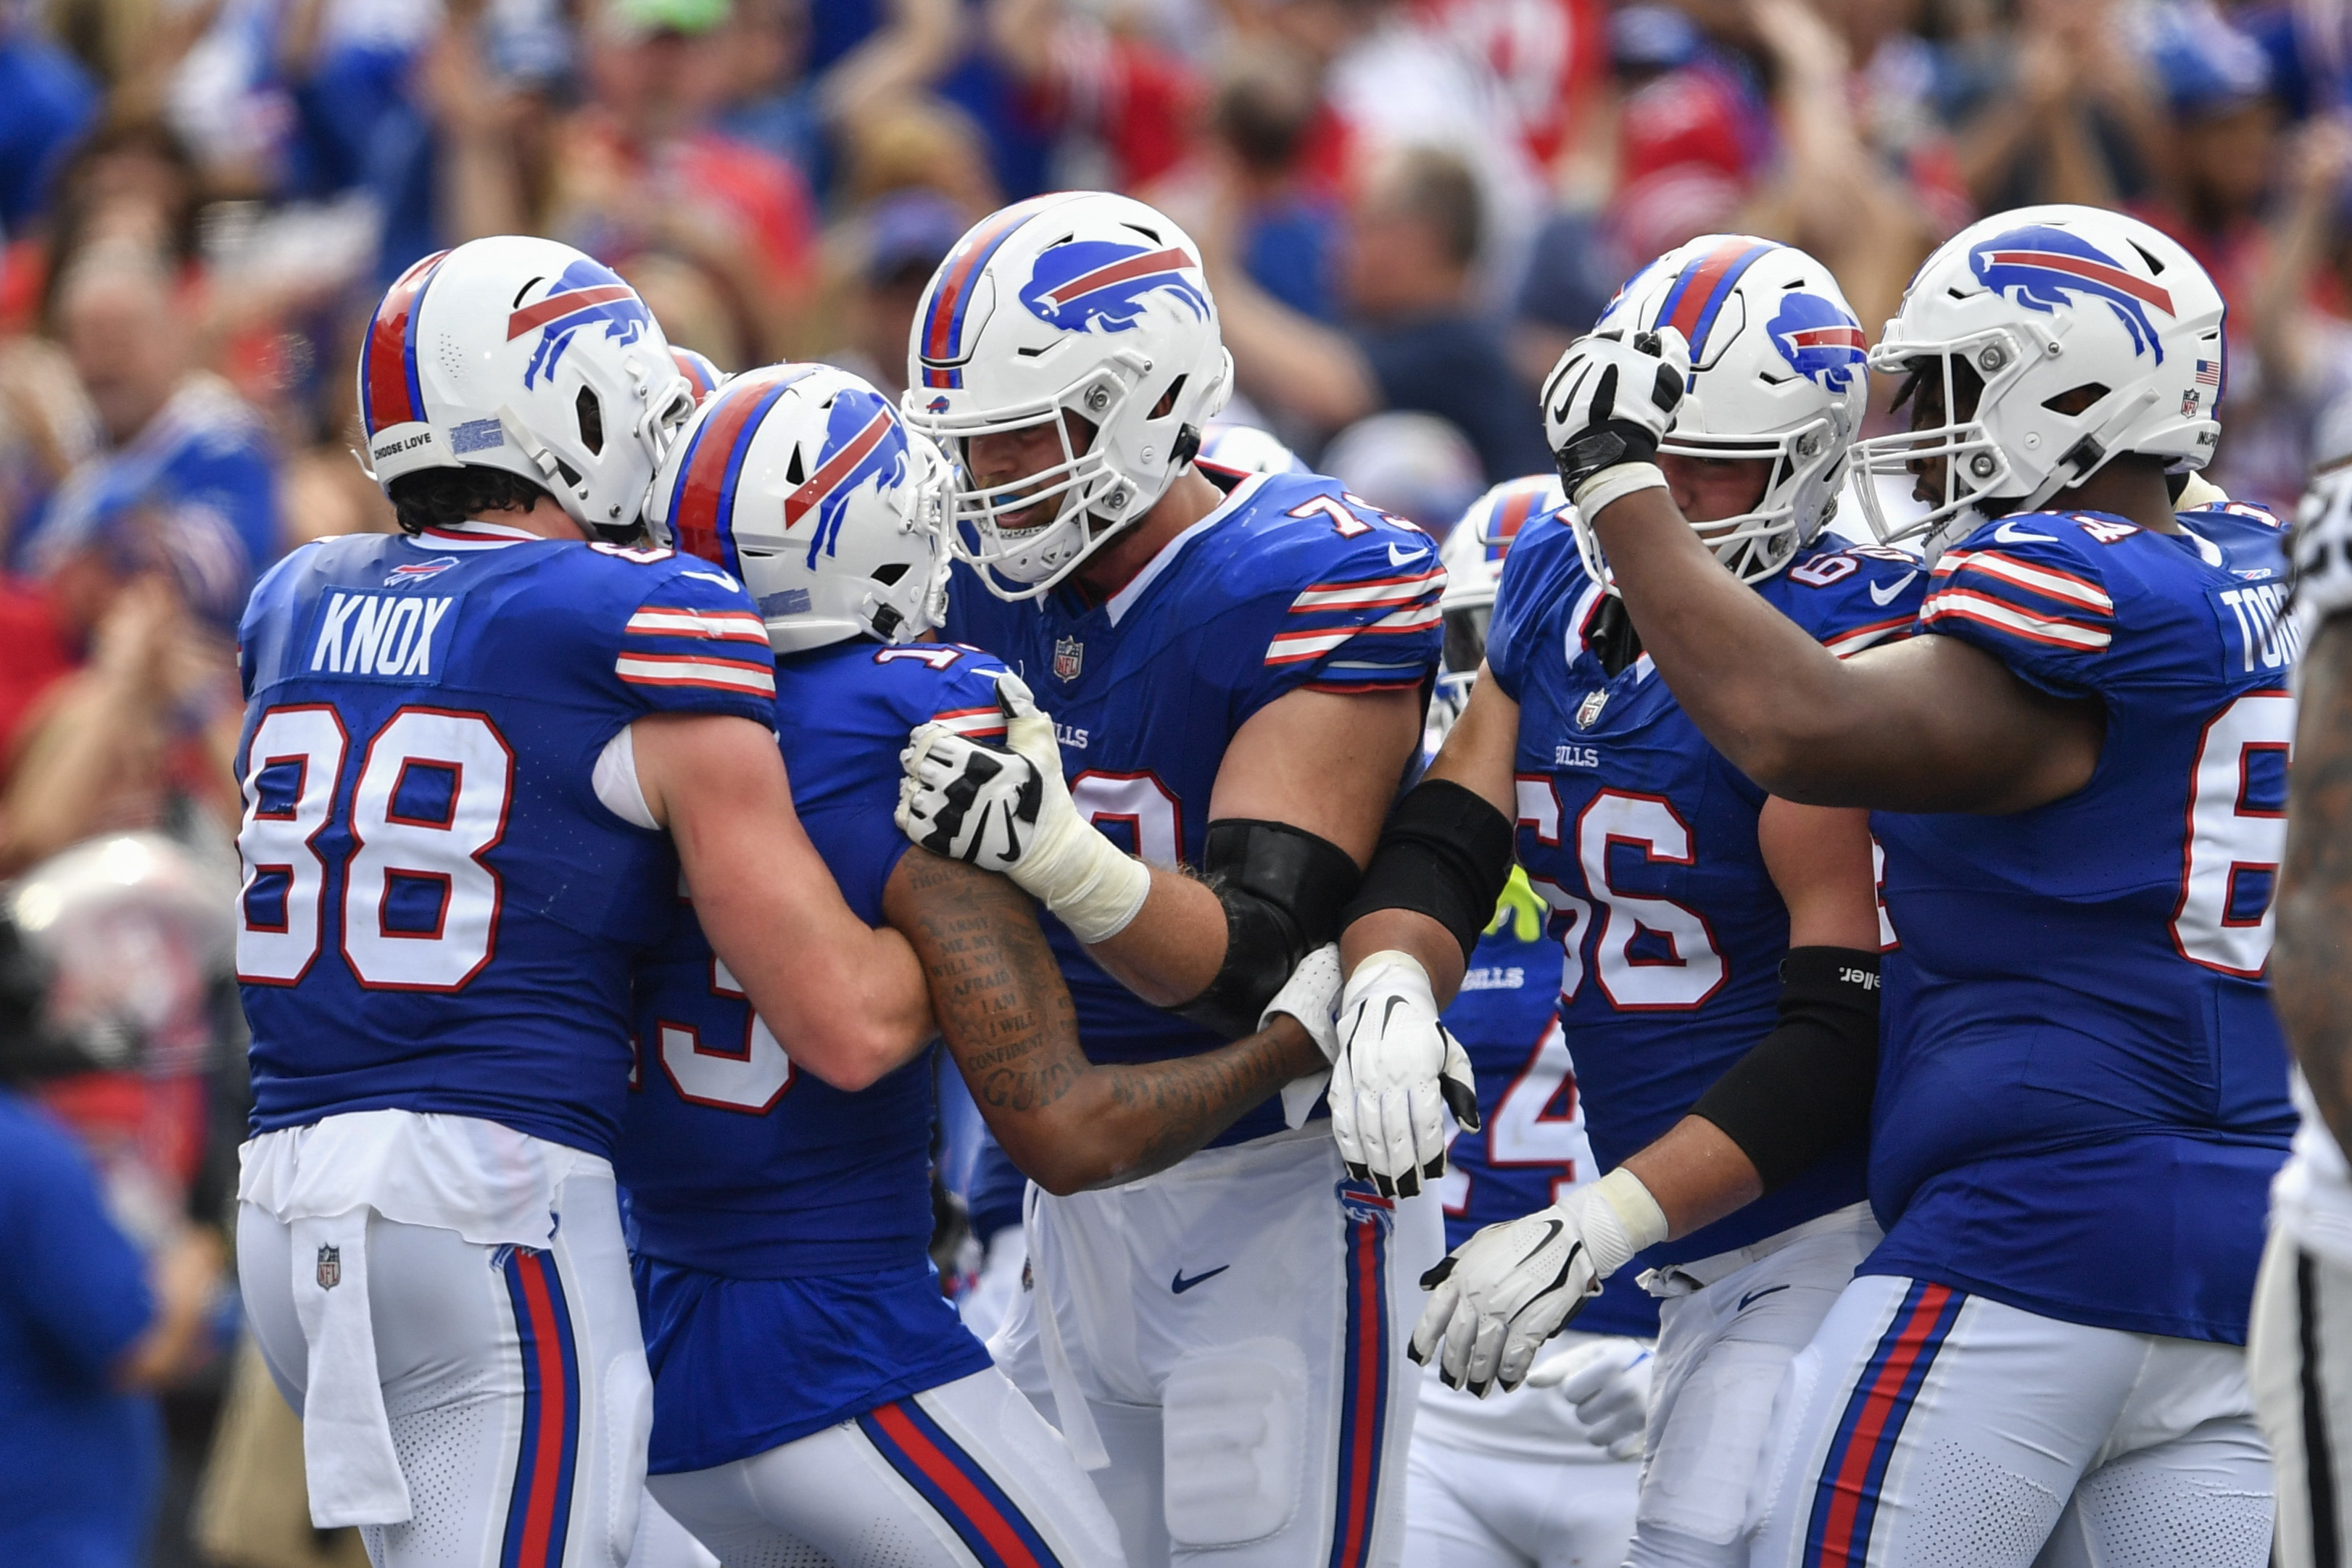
[1054,636,1084,682]
[1576,689,1610,729]
[316,1245,341,1290]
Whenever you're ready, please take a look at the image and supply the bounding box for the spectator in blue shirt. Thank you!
[0,17,98,233]
[0,900,223,1568]
[18,244,281,624]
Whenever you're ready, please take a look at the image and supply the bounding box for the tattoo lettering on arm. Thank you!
[883,847,1329,1192]
[2277,620,2352,1160]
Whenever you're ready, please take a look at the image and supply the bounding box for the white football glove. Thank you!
[1526,1335,1654,1461]
[1264,943,1344,1130]
[1410,1166,1668,1395]
[1540,326,1690,507]
[2293,462,2352,623]
[897,673,1151,944]
[1328,952,1481,1198]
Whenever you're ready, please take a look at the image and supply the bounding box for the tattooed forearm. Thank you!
[885,849,1082,1114]
[2277,618,2352,1159]
[881,847,1328,1191]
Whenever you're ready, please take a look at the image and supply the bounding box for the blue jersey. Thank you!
[1438,881,1660,1338]
[945,469,1444,1145]
[1486,515,1923,1272]
[236,526,777,1157]
[0,1094,160,1568]
[618,639,1008,1471]
[1865,503,2297,1343]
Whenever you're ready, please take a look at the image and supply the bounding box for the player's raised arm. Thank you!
[1554,326,2107,813]
[883,847,1333,1192]
[634,712,934,1092]
[2277,458,2352,1156]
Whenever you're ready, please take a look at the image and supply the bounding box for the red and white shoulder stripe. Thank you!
[1288,568,1444,614]
[625,606,773,647]
[614,650,778,697]
[1819,614,1916,660]
[929,705,1009,741]
[1266,601,1442,665]
[1921,547,2115,652]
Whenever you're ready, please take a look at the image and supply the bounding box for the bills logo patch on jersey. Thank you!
[508,258,652,389]
[1766,292,1867,391]
[1053,636,1084,681]
[781,386,906,566]
[1968,224,2175,362]
[1020,241,1209,334]
[384,555,458,587]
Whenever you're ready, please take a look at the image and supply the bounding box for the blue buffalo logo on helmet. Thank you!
[1967,224,2177,362]
[1766,293,1867,391]
[1019,240,1209,335]
[782,386,908,566]
[507,258,653,389]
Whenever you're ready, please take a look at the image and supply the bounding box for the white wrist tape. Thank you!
[1021,822,1152,946]
[1580,1166,1670,1280]
[1571,461,1668,519]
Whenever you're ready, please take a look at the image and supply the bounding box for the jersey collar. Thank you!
[1102,471,1268,627]
[411,518,543,551]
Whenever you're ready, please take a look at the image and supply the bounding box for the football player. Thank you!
[621,362,1344,1567]
[893,191,1446,1568]
[1401,477,1658,1568]
[2256,422,2352,1568]
[1336,241,1918,1568]
[1519,204,2292,1564]
[230,238,935,1566]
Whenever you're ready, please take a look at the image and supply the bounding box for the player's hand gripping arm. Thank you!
[1546,328,2103,813]
[635,712,934,1092]
[902,672,1420,1011]
[1328,667,1519,1198]
[2277,465,2352,1160]
[1412,797,1885,1395]
[882,847,1338,1192]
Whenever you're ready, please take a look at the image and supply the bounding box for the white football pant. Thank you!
[647,1366,1125,1568]
[1404,1339,1641,1568]
[1750,1272,2273,1568]
[991,1128,1443,1568]
[1631,1203,1878,1568]
[240,1166,650,1568]
[2250,1224,2352,1568]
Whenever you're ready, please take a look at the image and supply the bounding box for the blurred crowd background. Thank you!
[0,0,2348,1561]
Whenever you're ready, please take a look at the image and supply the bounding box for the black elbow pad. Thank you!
[1338,778,1517,963]
[1169,820,1361,1039]
[1689,947,1881,1192]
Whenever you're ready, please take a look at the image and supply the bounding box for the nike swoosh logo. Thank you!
[1382,995,1412,1031]
[1992,520,2058,545]
[1517,1219,1565,1269]
[1738,1284,1792,1311]
[1388,542,1429,568]
[1868,571,1918,606]
[682,568,740,592]
[1171,1265,1230,1294]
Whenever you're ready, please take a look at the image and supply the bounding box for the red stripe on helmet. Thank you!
[363,249,450,434]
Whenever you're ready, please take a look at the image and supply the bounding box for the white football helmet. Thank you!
[1571,236,1868,587]
[1429,474,1562,745]
[646,363,951,653]
[358,236,694,535]
[902,191,1233,600]
[1853,204,2226,555]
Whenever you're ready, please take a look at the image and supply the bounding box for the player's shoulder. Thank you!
[1492,505,1586,604]
[1763,538,1927,658]
[799,639,1012,737]
[1197,470,1441,606]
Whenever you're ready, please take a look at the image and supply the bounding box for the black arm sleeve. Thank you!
[1688,947,1881,1192]
[1337,778,1517,963]
[1169,819,1362,1040]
